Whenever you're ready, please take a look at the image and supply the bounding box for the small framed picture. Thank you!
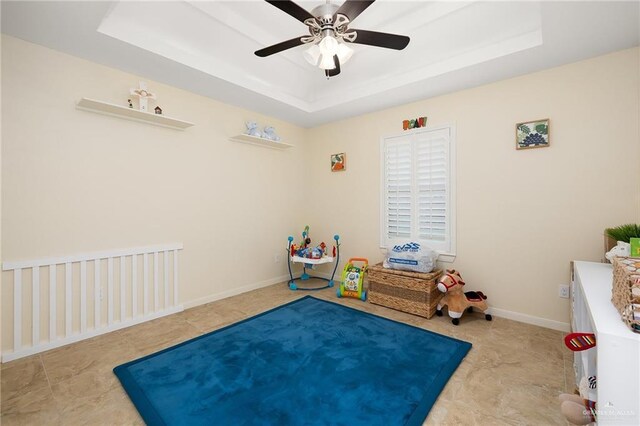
[331,153,346,172]
[516,119,549,150]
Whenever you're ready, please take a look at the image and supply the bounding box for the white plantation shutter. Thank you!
[415,129,449,242]
[381,126,455,255]
[385,140,412,238]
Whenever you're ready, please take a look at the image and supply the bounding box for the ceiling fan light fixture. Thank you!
[303,44,321,66]
[318,53,336,70]
[336,42,353,64]
[256,0,411,78]
[319,35,339,56]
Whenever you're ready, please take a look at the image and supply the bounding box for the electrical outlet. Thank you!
[99,288,103,301]
[274,254,281,263]
[559,285,570,299]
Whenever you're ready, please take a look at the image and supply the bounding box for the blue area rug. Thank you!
[114,296,471,426]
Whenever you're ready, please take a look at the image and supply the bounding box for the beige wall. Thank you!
[1,36,308,352]
[0,34,3,360]
[305,47,640,325]
[1,35,638,353]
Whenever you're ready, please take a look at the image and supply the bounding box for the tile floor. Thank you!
[1,282,574,425]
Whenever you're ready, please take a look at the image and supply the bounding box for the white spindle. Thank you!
[32,267,40,346]
[164,251,169,309]
[3,243,183,362]
[143,253,149,315]
[94,260,101,329]
[173,250,178,306]
[49,265,56,341]
[154,252,159,311]
[132,255,138,317]
[80,261,87,333]
[108,257,114,325]
[14,269,22,351]
[65,263,71,337]
[120,256,126,321]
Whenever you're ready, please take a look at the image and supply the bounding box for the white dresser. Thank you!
[572,261,640,425]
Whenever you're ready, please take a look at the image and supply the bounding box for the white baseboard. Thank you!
[2,272,568,363]
[316,271,569,332]
[489,307,570,332]
[1,305,184,363]
[183,274,291,309]
[182,270,342,310]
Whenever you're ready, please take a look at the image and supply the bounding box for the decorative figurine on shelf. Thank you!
[262,126,281,141]
[130,81,156,112]
[154,106,163,115]
[245,121,263,138]
[127,99,133,109]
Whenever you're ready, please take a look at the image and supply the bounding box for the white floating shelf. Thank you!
[229,134,293,150]
[76,98,194,130]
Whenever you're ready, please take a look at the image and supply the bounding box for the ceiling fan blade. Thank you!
[348,29,410,50]
[265,0,314,24]
[334,0,375,22]
[325,55,341,78]
[255,37,305,57]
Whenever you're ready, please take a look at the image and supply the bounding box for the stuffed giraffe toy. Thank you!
[436,269,492,325]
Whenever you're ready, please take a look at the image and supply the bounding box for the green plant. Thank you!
[605,224,640,242]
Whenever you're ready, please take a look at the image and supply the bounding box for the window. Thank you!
[380,125,456,259]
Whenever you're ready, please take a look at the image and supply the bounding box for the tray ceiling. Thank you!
[2,1,639,127]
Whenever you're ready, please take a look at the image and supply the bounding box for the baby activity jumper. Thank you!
[286,226,340,291]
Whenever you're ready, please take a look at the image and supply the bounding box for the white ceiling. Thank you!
[2,1,639,127]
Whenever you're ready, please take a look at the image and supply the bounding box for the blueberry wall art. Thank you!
[516,119,549,150]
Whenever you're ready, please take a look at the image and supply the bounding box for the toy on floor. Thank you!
[286,226,340,291]
[435,269,492,325]
[337,258,368,301]
[564,332,596,351]
[559,333,597,424]
[558,393,596,425]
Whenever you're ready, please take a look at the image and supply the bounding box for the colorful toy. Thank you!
[286,226,340,291]
[435,269,492,325]
[291,226,329,261]
[337,258,368,301]
[564,332,596,351]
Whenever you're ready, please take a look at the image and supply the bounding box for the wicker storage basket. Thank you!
[368,263,443,318]
[611,257,640,334]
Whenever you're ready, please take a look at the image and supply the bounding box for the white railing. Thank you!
[2,243,183,362]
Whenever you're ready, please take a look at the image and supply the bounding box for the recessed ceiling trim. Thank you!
[310,28,544,111]
[98,1,315,111]
[2,1,637,127]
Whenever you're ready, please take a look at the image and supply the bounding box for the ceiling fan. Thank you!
[255,0,410,78]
